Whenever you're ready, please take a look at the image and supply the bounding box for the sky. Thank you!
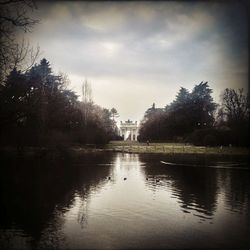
[25,1,249,124]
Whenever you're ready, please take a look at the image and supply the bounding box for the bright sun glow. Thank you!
[101,42,121,57]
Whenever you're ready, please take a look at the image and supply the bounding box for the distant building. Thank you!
[119,120,139,141]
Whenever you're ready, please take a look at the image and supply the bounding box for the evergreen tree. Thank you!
[189,81,217,129]
[0,58,118,146]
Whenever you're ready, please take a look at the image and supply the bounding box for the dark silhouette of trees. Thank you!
[0,58,118,146]
[139,82,249,146]
[167,87,193,137]
[138,103,166,142]
[138,82,218,143]
[218,88,249,146]
[189,82,217,129]
[77,81,119,143]
[220,88,249,128]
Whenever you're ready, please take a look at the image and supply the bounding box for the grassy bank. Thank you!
[106,141,250,156]
[0,141,249,159]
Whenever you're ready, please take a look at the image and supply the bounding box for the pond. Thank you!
[0,152,250,249]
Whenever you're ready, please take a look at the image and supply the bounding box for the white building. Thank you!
[119,120,139,141]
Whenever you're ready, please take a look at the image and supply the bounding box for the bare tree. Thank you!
[81,79,93,126]
[0,0,39,83]
[82,79,92,103]
[221,88,249,126]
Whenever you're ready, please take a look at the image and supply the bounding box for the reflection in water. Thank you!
[0,152,250,249]
[0,153,115,249]
[141,155,219,219]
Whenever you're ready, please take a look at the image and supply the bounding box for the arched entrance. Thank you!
[119,120,139,141]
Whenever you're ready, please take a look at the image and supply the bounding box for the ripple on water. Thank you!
[1,153,249,249]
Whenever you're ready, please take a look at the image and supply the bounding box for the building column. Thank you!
[131,129,133,141]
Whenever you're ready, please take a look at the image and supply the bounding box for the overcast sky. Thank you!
[26,1,248,123]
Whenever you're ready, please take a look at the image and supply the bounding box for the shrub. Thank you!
[203,134,217,146]
[188,128,234,146]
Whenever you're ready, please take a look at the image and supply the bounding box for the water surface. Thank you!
[0,153,250,249]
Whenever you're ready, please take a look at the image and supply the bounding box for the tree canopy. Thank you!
[138,82,249,146]
[0,58,119,146]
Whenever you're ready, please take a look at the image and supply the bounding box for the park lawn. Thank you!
[107,141,249,155]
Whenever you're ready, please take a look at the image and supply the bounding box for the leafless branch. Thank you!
[0,0,39,81]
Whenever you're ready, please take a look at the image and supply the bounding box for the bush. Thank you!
[188,128,234,146]
[203,134,216,146]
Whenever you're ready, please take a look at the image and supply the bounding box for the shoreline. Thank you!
[0,144,249,157]
[106,142,250,156]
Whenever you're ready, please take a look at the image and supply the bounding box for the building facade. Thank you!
[119,120,139,141]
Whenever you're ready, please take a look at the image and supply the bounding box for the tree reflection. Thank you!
[139,154,219,218]
[140,153,250,222]
[217,169,250,213]
[0,152,115,248]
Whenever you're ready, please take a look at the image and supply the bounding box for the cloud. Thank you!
[27,1,248,121]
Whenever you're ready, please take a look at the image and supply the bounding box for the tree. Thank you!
[110,108,119,121]
[0,58,118,146]
[0,58,80,145]
[0,67,30,128]
[110,107,119,137]
[189,81,217,129]
[220,88,249,127]
[144,103,157,120]
[138,82,218,142]
[138,103,166,142]
[170,87,190,112]
[220,88,249,146]
[82,79,92,103]
[81,80,93,127]
[166,87,192,137]
[0,0,39,83]
[165,82,216,139]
